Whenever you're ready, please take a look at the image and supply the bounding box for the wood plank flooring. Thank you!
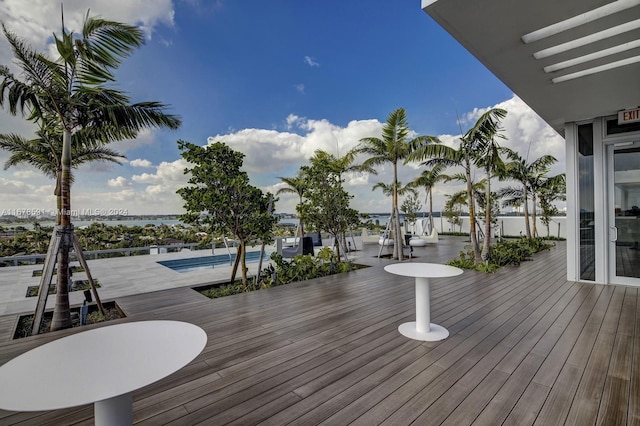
[0,238,639,425]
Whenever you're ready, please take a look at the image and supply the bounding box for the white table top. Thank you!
[0,320,207,412]
[384,262,463,279]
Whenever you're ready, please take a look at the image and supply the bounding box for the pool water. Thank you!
[157,251,268,273]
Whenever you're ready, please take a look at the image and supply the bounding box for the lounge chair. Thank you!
[361,228,381,244]
[409,229,438,247]
[305,232,323,247]
[379,237,394,246]
[282,236,314,258]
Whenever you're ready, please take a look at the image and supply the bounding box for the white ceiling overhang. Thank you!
[422,0,640,136]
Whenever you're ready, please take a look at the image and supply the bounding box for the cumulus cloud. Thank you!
[108,176,132,188]
[207,116,382,177]
[130,158,154,168]
[0,95,566,215]
[0,177,55,212]
[12,170,41,179]
[0,0,175,47]
[304,56,319,67]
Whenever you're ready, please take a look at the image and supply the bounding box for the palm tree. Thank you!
[372,181,417,199]
[408,164,448,233]
[276,173,307,238]
[538,173,566,237]
[0,123,126,223]
[499,149,558,238]
[0,13,181,331]
[357,107,437,260]
[467,108,508,262]
[408,138,481,262]
[444,189,468,232]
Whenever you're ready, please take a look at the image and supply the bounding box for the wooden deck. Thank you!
[1,238,639,425]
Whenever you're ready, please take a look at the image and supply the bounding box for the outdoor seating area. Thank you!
[1,238,639,425]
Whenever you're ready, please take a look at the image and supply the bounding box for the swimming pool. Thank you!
[157,251,269,273]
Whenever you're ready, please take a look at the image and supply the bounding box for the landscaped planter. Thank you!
[13,301,125,339]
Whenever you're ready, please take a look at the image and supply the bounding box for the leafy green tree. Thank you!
[443,190,467,232]
[0,14,181,330]
[400,194,422,225]
[538,174,566,237]
[177,140,277,290]
[357,107,437,260]
[300,150,359,261]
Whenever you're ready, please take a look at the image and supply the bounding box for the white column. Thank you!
[415,277,431,333]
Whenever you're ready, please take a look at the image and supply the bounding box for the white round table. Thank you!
[385,262,463,341]
[0,320,207,425]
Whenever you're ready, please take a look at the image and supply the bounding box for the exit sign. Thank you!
[619,108,640,124]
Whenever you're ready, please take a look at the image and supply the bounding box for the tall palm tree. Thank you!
[357,107,437,260]
[408,138,482,262]
[408,163,448,233]
[276,173,307,238]
[499,149,558,238]
[467,108,508,262]
[0,13,181,331]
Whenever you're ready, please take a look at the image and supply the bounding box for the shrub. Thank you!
[198,251,366,300]
[447,237,554,272]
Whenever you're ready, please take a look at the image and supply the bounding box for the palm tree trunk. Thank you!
[465,161,481,263]
[392,162,403,261]
[395,205,404,260]
[523,186,531,238]
[532,195,538,237]
[481,170,491,262]
[298,195,304,238]
[428,189,434,233]
[51,130,72,331]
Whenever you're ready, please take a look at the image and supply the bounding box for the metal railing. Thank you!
[0,243,202,267]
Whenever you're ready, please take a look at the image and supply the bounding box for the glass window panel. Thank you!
[578,123,595,281]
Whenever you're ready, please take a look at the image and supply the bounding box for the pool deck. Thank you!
[0,244,276,316]
[4,238,640,425]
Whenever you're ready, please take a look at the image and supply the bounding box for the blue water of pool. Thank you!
[157,251,268,273]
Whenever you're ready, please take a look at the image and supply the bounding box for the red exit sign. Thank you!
[619,108,640,124]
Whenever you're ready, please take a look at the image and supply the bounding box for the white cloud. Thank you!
[12,170,41,179]
[294,83,305,94]
[304,56,319,67]
[108,176,132,188]
[0,0,175,46]
[0,95,565,215]
[130,158,154,168]
[0,177,55,213]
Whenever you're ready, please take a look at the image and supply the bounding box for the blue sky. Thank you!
[0,0,564,216]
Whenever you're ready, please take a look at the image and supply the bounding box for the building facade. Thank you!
[423,0,640,285]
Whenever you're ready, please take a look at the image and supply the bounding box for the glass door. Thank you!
[608,141,640,285]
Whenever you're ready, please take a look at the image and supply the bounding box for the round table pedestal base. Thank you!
[398,322,449,341]
[94,392,132,426]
